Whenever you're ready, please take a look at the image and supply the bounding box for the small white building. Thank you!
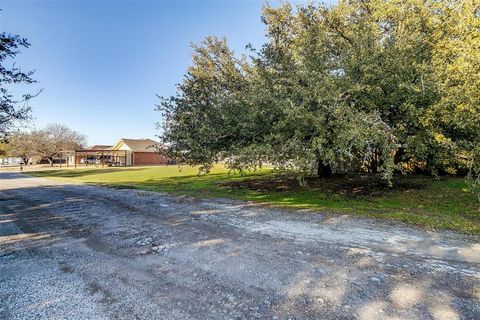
[0,157,23,166]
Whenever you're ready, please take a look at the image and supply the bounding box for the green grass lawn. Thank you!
[28,165,480,234]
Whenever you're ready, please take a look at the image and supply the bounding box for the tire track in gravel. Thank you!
[1,172,479,320]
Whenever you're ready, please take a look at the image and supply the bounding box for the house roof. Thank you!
[89,145,113,150]
[112,138,161,152]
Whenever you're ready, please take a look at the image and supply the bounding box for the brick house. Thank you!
[68,138,171,167]
[111,138,170,166]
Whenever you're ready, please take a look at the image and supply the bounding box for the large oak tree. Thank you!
[159,0,479,190]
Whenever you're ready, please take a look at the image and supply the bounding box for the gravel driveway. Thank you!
[1,172,479,319]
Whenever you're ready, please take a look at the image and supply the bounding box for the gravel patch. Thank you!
[1,172,479,319]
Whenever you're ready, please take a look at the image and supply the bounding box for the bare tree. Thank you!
[5,131,36,164]
[0,31,39,137]
[34,124,86,166]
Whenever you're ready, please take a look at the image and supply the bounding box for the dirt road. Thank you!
[1,172,479,319]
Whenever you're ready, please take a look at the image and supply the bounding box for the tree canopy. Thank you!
[4,131,36,164]
[158,0,479,190]
[33,123,86,165]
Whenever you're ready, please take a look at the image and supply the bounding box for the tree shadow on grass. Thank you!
[221,173,434,199]
[136,172,266,186]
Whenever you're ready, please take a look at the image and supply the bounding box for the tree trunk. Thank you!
[317,160,332,178]
[47,157,54,166]
[370,157,378,173]
[394,147,405,165]
[369,149,380,174]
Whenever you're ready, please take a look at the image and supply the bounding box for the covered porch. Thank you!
[61,149,133,168]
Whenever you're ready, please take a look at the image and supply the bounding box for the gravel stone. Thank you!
[0,172,479,320]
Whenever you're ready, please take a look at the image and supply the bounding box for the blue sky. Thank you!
[1,0,335,145]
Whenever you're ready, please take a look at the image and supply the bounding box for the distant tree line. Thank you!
[3,123,86,166]
[158,0,479,195]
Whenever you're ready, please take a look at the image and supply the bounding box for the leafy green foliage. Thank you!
[158,37,257,172]
[158,0,479,191]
